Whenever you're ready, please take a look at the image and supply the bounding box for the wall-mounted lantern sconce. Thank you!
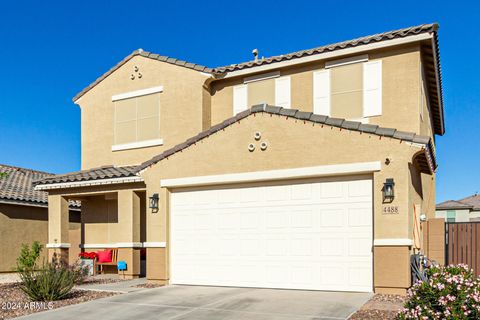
[383,178,395,203]
[149,193,159,212]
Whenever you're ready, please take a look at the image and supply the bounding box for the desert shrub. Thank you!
[18,254,85,301]
[16,241,43,272]
[397,264,480,319]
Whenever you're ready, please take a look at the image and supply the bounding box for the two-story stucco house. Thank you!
[34,23,444,294]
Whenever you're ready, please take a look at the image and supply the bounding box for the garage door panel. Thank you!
[171,178,372,292]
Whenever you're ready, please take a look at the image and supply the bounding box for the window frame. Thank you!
[111,86,163,151]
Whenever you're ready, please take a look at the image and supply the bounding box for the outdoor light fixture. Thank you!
[149,193,159,212]
[383,178,395,203]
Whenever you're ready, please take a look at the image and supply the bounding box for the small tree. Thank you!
[16,241,43,272]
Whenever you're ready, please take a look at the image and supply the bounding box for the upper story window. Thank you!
[233,72,291,114]
[111,86,163,151]
[446,210,456,223]
[314,55,382,121]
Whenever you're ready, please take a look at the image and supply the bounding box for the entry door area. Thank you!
[170,177,373,292]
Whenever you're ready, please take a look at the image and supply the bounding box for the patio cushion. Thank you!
[97,249,112,263]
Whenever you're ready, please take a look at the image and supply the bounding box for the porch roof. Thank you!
[33,165,142,191]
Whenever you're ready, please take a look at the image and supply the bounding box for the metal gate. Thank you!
[446,222,480,276]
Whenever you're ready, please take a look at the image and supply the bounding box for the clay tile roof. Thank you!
[436,200,474,210]
[136,104,435,173]
[458,194,480,211]
[0,164,78,208]
[33,165,139,187]
[212,23,438,73]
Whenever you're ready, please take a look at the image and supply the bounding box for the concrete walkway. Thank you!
[18,285,372,320]
[76,277,147,293]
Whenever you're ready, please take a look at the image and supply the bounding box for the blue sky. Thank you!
[0,1,478,203]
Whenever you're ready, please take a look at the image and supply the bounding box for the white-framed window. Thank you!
[112,86,163,151]
[313,56,382,119]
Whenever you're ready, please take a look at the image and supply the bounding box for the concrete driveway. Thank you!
[18,285,372,320]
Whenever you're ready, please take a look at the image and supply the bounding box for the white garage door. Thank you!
[170,178,373,292]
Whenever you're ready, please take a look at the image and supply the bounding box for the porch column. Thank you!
[47,195,70,264]
[146,187,168,284]
[117,190,141,278]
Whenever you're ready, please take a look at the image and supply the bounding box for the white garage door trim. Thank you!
[161,161,381,188]
[170,177,373,292]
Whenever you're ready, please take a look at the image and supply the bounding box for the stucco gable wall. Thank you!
[78,55,211,169]
[142,113,425,241]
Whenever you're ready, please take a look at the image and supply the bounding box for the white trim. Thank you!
[233,84,248,115]
[243,71,280,84]
[275,76,291,108]
[143,242,167,248]
[363,60,383,117]
[35,176,144,191]
[374,239,413,246]
[112,138,164,152]
[222,33,432,79]
[112,86,163,101]
[116,242,143,248]
[313,69,331,116]
[81,242,143,249]
[325,54,368,69]
[161,161,381,188]
[46,243,71,249]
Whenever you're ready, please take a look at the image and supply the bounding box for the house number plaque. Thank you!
[382,205,399,214]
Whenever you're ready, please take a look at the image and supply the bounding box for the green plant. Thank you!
[18,255,76,301]
[16,241,43,272]
[397,264,480,319]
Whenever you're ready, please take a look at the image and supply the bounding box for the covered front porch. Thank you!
[34,166,160,280]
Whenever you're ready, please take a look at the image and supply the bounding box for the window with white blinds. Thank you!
[114,93,161,145]
[313,59,382,119]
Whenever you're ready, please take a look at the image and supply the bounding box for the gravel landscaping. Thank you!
[81,276,127,286]
[348,294,406,320]
[0,283,118,320]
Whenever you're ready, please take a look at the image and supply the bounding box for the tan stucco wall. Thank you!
[140,113,432,290]
[77,55,211,169]
[210,45,424,135]
[80,190,146,245]
[0,203,80,271]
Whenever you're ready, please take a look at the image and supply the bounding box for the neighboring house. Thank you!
[436,194,480,222]
[33,23,444,294]
[0,164,81,271]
